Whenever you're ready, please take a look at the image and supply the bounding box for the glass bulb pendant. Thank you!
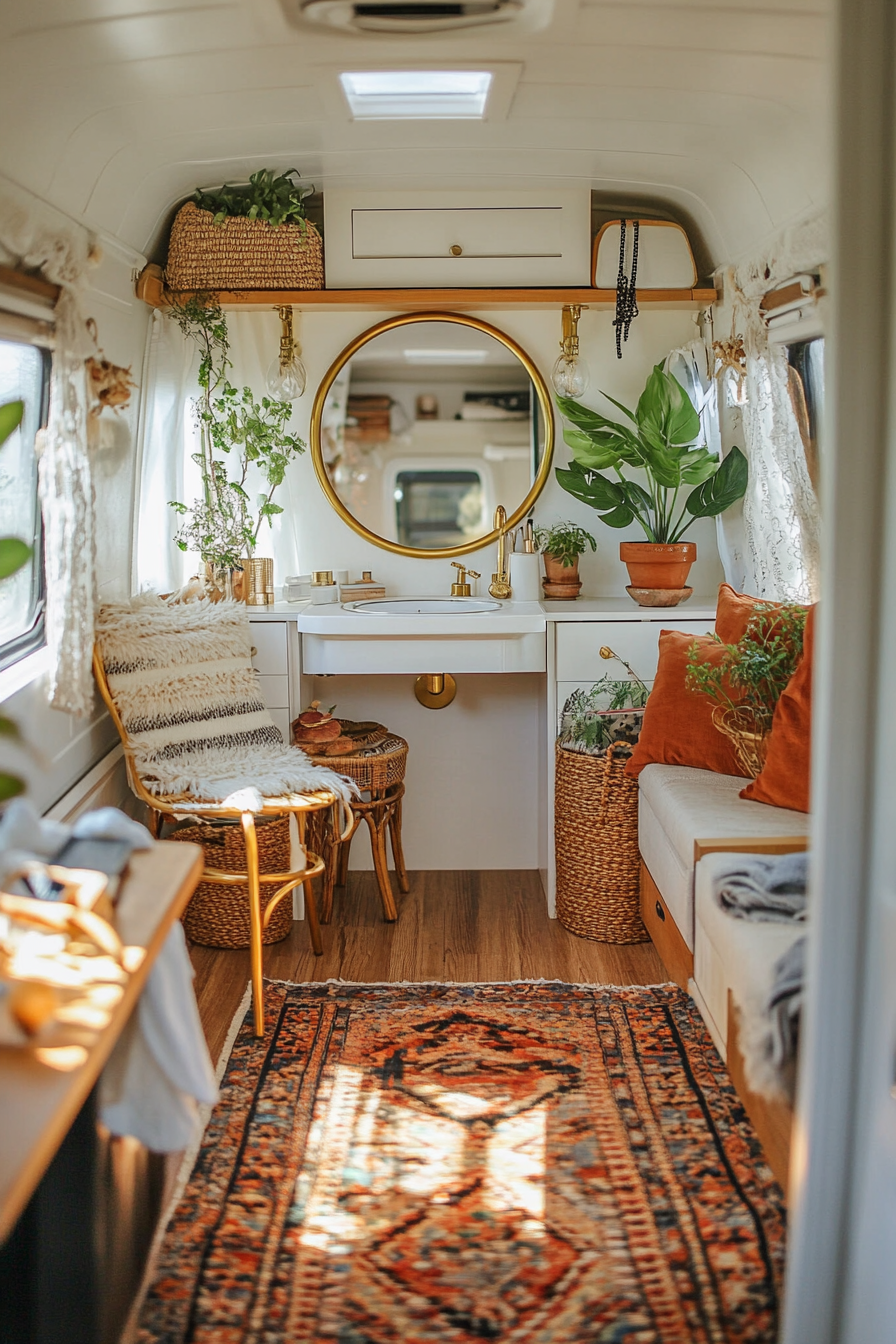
[551,352,589,399]
[266,355,306,400]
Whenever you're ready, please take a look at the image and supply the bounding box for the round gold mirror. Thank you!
[310,313,554,558]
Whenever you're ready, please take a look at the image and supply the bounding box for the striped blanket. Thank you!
[95,595,354,810]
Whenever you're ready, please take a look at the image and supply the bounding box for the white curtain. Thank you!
[0,181,99,716]
[724,210,826,602]
[133,309,302,593]
[665,338,749,591]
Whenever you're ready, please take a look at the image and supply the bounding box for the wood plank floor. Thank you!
[190,870,667,1063]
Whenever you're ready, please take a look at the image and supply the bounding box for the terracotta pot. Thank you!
[542,553,582,600]
[619,541,696,590]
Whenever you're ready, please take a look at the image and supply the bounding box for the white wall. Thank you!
[3,245,151,813]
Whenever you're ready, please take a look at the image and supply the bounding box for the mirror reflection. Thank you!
[317,319,548,552]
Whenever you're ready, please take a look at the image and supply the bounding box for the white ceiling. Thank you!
[0,0,831,268]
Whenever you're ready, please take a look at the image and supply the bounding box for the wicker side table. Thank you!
[305,734,409,923]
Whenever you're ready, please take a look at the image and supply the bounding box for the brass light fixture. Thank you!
[551,304,589,398]
[266,305,307,400]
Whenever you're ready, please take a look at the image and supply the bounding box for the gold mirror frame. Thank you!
[310,312,555,559]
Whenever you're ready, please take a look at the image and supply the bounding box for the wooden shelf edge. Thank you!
[136,264,717,313]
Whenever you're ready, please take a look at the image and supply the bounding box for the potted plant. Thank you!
[685,603,807,776]
[166,168,322,292]
[534,522,597,599]
[555,362,748,605]
[168,296,305,596]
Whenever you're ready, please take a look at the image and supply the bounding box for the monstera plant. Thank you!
[555,363,747,605]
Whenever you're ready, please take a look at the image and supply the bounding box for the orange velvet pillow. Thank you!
[715,582,808,644]
[739,605,815,812]
[625,629,750,779]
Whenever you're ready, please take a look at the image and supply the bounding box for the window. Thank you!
[787,337,824,495]
[0,338,48,668]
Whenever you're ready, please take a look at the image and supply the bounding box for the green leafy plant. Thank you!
[534,522,597,567]
[193,169,313,229]
[685,603,807,736]
[168,297,305,568]
[555,362,748,543]
[0,400,30,800]
[558,674,649,756]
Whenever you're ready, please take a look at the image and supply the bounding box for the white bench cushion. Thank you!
[638,764,808,949]
[694,850,805,1049]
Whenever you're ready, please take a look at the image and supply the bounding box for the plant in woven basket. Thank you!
[193,169,313,229]
[167,296,305,568]
[558,673,648,757]
[686,603,807,775]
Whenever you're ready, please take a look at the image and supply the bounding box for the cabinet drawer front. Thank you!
[250,622,288,676]
[352,207,563,261]
[555,619,712,684]
[256,674,290,710]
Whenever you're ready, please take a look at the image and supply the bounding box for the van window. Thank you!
[0,338,48,668]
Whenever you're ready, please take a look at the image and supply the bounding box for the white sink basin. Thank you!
[344,597,501,615]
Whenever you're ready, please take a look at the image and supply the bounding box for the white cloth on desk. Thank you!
[0,798,153,890]
[100,921,218,1152]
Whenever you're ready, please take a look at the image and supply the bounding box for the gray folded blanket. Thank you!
[767,936,805,1073]
[713,851,808,922]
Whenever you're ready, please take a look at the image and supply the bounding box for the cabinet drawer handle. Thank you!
[250,646,257,658]
[655,900,665,922]
[449,244,463,256]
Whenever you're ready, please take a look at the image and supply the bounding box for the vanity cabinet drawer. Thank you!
[555,619,712,684]
[250,622,288,677]
[324,189,591,288]
[256,674,290,710]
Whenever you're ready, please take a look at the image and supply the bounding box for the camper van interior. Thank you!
[0,0,894,1340]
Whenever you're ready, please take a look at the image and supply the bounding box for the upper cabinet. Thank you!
[323,190,593,289]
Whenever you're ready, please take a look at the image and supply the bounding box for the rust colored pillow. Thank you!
[740,605,815,812]
[625,629,750,779]
[715,582,808,644]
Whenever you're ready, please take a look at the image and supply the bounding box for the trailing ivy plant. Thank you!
[193,169,313,229]
[167,296,305,568]
[685,603,807,736]
[533,522,597,567]
[555,362,748,543]
[0,400,31,800]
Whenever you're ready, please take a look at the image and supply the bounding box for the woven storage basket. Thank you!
[166,202,323,291]
[307,734,408,794]
[170,814,293,948]
[554,743,647,943]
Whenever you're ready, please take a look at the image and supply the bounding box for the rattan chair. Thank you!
[93,647,351,1037]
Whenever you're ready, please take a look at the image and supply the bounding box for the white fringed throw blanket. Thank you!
[95,596,355,811]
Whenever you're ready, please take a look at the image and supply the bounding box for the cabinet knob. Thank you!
[449,244,463,257]
[655,901,665,922]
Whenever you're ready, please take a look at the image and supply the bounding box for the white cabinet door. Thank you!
[250,622,288,677]
[555,618,711,685]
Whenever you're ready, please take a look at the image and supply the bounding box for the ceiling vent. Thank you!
[289,0,549,36]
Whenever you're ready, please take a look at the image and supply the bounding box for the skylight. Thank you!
[339,71,493,120]
[403,349,490,363]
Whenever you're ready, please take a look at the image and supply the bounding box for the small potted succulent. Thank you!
[555,362,748,605]
[534,522,597,600]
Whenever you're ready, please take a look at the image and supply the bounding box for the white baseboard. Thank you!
[45,745,127,822]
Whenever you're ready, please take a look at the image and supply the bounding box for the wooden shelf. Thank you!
[136,264,716,313]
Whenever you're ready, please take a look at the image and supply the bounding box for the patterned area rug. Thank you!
[139,981,785,1343]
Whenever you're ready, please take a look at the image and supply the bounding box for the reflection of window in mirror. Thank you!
[394,470,484,548]
[787,337,824,495]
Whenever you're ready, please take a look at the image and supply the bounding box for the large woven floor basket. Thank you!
[170,815,293,948]
[166,202,324,291]
[554,744,647,943]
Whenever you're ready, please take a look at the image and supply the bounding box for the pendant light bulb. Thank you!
[551,352,589,398]
[266,305,306,401]
[550,303,589,399]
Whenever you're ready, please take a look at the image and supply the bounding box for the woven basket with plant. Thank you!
[555,659,650,943]
[166,169,323,291]
[686,602,808,778]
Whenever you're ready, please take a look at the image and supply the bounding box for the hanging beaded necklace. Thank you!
[612,218,640,358]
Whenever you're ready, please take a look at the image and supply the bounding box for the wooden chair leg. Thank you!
[241,812,265,1037]
[317,804,339,924]
[336,826,353,888]
[388,789,410,895]
[304,877,323,955]
[364,804,399,922]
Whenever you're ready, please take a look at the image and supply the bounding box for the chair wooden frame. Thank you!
[93,647,351,1036]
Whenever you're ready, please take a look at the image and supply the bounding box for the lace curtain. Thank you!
[0,183,99,716]
[726,211,826,602]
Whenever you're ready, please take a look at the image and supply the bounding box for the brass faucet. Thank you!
[488,505,512,600]
[450,562,480,597]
